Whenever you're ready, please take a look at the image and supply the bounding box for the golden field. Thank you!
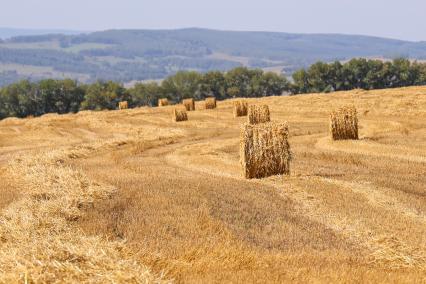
[0,86,425,283]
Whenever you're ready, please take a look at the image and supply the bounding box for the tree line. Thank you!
[291,58,426,94]
[1,58,426,119]
[0,67,289,119]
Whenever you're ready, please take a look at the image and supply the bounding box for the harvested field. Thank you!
[0,86,425,283]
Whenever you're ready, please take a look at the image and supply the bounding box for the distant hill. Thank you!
[1,28,426,86]
[0,27,84,39]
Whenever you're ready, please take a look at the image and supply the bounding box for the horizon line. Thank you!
[0,26,424,43]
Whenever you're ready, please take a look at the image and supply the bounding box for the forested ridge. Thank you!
[2,28,426,86]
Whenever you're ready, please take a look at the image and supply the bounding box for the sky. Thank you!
[1,0,425,41]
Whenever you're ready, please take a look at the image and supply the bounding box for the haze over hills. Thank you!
[1,27,426,86]
[0,27,84,39]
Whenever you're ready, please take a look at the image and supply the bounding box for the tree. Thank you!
[379,61,395,88]
[225,67,261,97]
[291,69,310,94]
[226,86,240,98]
[200,71,227,99]
[0,80,38,118]
[364,60,385,90]
[161,71,201,102]
[344,58,370,89]
[412,62,426,85]
[392,58,413,87]
[328,61,345,91]
[306,61,332,92]
[251,72,289,97]
[38,79,84,114]
[81,81,129,110]
[130,82,163,107]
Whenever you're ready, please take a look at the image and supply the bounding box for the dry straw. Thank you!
[205,97,217,109]
[233,100,248,117]
[173,108,188,122]
[247,105,270,124]
[0,146,158,282]
[330,106,359,140]
[118,101,128,110]
[240,122,291,179]
[158,98,169,107]
[183,98,195,111]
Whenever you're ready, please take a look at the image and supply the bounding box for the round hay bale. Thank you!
[247,105,270,125]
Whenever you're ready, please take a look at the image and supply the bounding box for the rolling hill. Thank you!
[0,27,83,39]
[1,28,426,86]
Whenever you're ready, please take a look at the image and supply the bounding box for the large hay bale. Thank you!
[172,108,188,122]
[240,122,291,179]
[330,106,359,140]
[158,98,169,107]
[205,97,217,109]
[182,98,195,111]
[247,105,270,124]
[118,101,128,110]
[233,100,248,117]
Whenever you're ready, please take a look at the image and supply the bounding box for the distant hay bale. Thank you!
[233,100,248,117]
[330,106,359,140]
[205,97,217,109]
[247,105,270,124]
[172,108,188,122]
[182,98,195,111]
[158,98,169,107]
[240,122,291,179]
[118,101,128,110]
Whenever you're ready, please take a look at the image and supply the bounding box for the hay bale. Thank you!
[247,105,270,124]
[118,101,128,110]
[158,98,169,107]
[205,97,217,109]
[240,122,291,179]
[330,106,359,140]
[233,100,248,117]
[172,108,188,122]
[182,98,195,111]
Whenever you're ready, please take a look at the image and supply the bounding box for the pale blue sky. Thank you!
[1,0,425,41]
